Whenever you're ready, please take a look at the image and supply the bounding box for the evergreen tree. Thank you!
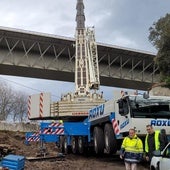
[148,13,170,87]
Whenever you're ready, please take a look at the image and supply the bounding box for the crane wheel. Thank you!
[93,126,104,154]
[59,136,64,153]
[63,136,69,154]
[78,136,84,154]
[104,123,117,154]
[71,136,78,154]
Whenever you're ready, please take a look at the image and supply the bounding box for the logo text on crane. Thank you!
[151,120,170,126]
[88,104,105,120]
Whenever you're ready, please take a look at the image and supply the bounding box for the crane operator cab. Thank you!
[116,90,170,137]
[117,90,170,119]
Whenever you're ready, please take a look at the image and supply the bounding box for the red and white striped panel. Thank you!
[52,128,64,135]
[27,132,40,142]
[112,119,120,135]
[39,93,43,118]
[49,122,63,128]
[27,96,31,119]
[42,128,52,134]
[42,128,64,135]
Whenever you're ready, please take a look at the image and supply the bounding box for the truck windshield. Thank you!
[129,95,170,118]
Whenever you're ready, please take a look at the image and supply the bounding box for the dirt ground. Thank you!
[0,131,149,170]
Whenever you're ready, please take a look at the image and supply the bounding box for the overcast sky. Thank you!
[0,0,170,100]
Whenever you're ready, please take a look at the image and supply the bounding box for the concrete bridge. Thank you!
[0,26,159,91]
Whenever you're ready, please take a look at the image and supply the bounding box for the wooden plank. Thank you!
[26,154,65,161]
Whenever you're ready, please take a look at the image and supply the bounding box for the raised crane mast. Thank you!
[28,0,104,121]
[75,0,100,96]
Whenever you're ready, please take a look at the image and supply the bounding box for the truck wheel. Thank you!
[59,136,64,153]
[104,123,117,154]
[93,126,104,154]
[71,137,78,154]
[78,136,84,154]
[64,137,69,154]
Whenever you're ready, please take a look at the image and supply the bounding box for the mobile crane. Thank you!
[58,91,170,154]
[26,0,170,155]
[26,91,170,155]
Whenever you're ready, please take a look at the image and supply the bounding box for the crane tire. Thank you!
[93,126,104,154]
[63,136,69,154]
[104,123,117,154]
[78,136,84,154]
[59,136,64,153]
[71,136,78,154]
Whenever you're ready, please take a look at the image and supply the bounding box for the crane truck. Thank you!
[57,91,170,154]
[26,91,170,155]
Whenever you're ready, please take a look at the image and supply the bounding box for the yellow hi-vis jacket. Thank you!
[145,130,160,153]
[120,135,143,163]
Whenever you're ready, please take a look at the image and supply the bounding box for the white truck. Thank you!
[55,91,170,155]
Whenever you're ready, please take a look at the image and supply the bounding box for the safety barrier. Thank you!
[25,121,64,145]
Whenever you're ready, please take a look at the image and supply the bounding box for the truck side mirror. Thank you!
[117,97,129,116]
[152,150,161,157]
[143,92,149,99]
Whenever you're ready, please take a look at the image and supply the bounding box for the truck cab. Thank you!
[116,93,170,137]
[85,91,170,155]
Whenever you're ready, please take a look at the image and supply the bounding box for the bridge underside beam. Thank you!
[0,28,159,91]
[0,64,153,91]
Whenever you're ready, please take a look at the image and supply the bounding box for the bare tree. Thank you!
[0,81,28,122]
[0,81,15,120]
[12,92,28,122]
